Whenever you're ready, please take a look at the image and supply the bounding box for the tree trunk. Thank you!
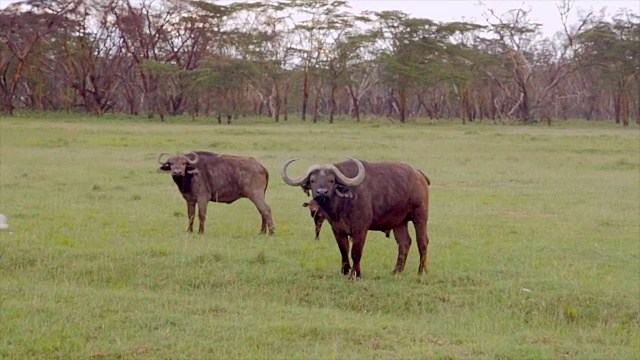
[462,87,471,124]
[614,90,621,124]
[521,87,531,124]
[621,87,629,127]
[347,85,361,122]
[283,78,289,121]
[270,82,280,122]
[312,79,323,123]
[301,70,310,121]
[398,88,407,123]
[329,83,337,124]
[3,95,14,116]
[636,81,640,126]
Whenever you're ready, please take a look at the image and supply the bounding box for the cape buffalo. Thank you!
[158,151,275,235]
[283,158,430,279]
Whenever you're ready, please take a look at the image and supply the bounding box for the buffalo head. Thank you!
[281,158,365,204]
[157,152,200,176]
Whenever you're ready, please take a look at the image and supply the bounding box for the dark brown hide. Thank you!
[284,159,430,279]
[303,199,390,241]
[159,151,275,235]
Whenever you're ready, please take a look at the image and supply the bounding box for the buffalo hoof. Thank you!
[341,264,351,275]
[348,269,360,280]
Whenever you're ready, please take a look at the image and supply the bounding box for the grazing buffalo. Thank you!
[158,151,275,235]
[282,158,430,279]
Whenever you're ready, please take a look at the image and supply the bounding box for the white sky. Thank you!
[1,0,637,37]
[344,0,639,37]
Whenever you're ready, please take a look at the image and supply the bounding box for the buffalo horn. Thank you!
[330,158,365,186]
[185,152,199,165]
[281,158,365,187]
[157,152,171,165]
[281,159,322,186]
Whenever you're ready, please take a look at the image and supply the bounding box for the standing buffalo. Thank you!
[158,151,275,235]
[282,158,430,279]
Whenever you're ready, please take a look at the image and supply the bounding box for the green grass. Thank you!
[0,114,638,359]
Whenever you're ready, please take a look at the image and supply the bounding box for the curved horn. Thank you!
[185,152,199,165]
[330,157,365,186]
[281,158,322,186]
[157,152,171,165]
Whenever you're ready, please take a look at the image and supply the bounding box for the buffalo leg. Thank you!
[411,207,429,274]
[332,229,350,275]
[416,223,429,274]
[349,231,368,279]
[313,215,323,240]
[186,201,196,233]
[414,221,429,275]
[392,222,412,274]
[249,194,275,235]
[197,199,208,234]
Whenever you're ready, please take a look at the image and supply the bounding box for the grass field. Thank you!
[0,114,638,359]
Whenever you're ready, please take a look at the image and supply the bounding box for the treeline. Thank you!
[1,0,638,125]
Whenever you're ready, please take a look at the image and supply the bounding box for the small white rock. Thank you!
[0,214,8,229]
[521,288,532,293]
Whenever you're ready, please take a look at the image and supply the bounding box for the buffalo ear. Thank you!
[302,202,310,208]
[335,185,354,199]
[302,183,311,196]
[158,164,171,173]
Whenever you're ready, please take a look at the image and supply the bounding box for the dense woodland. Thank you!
[0,0,638,125]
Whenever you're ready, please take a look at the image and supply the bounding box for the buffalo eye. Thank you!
[310,179,316,184]
[329,179,335,184]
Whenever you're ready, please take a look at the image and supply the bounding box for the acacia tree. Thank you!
[321,9,366,123]
[415,21,482,123]
[575,11,640,126]
[481,0,593,124]
[231,0,297,121]
[2,0,636,124]
[159,0,215,115]
[481,7,542,123]
[112,0,187,118]
[371,10,412,122]
[0,0,80,115]
[290,0,352,121]
[52,0,127,115]
[374,12,456,122]
[333,31,377,121]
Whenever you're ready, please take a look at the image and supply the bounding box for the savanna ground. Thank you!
[0,114,638,359]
